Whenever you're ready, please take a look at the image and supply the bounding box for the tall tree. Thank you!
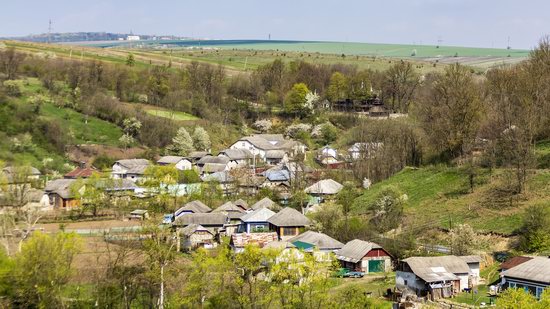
[168,127,195,156]
[192,126,211,151]
[284,83,311,117]
[0,48,25,80]
[326,72,348,103]
[383,61,420,112]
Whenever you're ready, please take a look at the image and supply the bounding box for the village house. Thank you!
[229,134,306,164]
[44,178,81,209]
[500,257,550,299]
[1,166,41,183]
[395,255,471,300]
[197,156,231,175]
[304,179,343,204]
[156,156,193,171]
[218,149,253,167]
[238,207,275,233]
[172,212,229,235]
[499,256,533,273]
[178,224,216,251]
[337,239,392,274]
[174,200,212,217]
[316,146,339,165]
[267,207,311,240]
[187,151,211,163]
[261,166,290,191]
[250,197,281,211]
[201,171,234,196]
[111,159,150,182]
[288,231,343,262]
[212,201,245,235]
[458,255,482,286]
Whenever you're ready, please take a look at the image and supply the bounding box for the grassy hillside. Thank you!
[353,166,550,235]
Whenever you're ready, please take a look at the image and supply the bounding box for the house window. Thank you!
[404,280,408,286]
[536,287,544,299]
[282,227,296,236]
[509,282,516,288]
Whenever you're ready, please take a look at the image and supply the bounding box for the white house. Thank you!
[396,256,471,300]
[230,134,306,164]
[157,156,193,171]
[111,159,150,182]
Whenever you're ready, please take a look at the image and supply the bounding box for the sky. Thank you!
[1,0,549,49]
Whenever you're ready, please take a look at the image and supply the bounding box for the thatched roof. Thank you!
[501,257,550,284]
[401,256,470,283]
[240,207,275,223]
[175,200,211,215]
[288,231,343,250]
[268,207,310,227]
[336,239,384,263]
[304,179,343,195]
[173,213,228,226]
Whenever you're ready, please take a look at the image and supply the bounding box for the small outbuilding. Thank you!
[336,239,392,273]
[129,209,149,220]
[179,224,215,251]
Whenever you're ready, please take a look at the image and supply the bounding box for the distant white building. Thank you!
[230,134,306,164]
[157,156,192,171]
[111,159,150,182]
[126,35,141,41]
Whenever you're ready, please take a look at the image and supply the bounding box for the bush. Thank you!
[3,80,22,97]
[93,154,115,170]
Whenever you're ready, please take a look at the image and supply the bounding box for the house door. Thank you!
[368,260,384,273]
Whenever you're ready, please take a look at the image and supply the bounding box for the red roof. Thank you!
[64,167,96,179]
[500,256,533,271]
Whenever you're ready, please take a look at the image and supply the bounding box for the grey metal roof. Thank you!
[238,134,303,152]
[458,255,482,264]
[175,200,211,215]
[268,207,311,227]
[198,156,230,165]
[188,151,210,160]
[213,202,244,213]
[402,256,471,283]
[240,207,275,223]
[218,149,252,160]
[288,231,343,250]
[501,257,550,284]
[115,159,150,174]
[44,178,78,199]
[173,213,228,226]
[336,239,383,263]
[304,179,343,195]
[201,163,228,174]
[251,197,280,211]
[157,156,188,164]
[265,150,286,159]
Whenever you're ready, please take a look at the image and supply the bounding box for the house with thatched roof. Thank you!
[175,200,211,217]
[267,207,311,240]
[500,257,550,299]
[178,224,215,251]
[337,239,392,274]
[395,255,471,300]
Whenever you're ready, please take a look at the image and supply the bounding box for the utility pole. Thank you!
[48,19,53,44]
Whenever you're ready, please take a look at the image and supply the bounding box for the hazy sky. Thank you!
[1,0,549,49]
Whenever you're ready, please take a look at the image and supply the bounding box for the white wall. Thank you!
[175,160,192,171]
[396,271,424,293]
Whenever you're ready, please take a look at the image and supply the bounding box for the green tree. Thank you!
[320,123,338,145]
[11,232,82,308]
[284,83,310,117]
[448,223,482,255]
[168,127,195,156]
[71,172,112,217]
[367,186,406,233]
[518,205,550,253]
[327,72,348,103]
[496,288,537,309]
[125,53,136,66]
[192,126,211,151]
[383,61,419,112]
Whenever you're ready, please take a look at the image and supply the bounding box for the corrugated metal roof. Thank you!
[173,213,227,226]
[304,179,343,195]
[502,257,550,284]
[288,231,343,250]
[336,239,382,263]
[402,256,470,283]
[240,207,275,223]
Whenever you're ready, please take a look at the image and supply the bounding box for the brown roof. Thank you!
[64,167,96,179]
[500,256,533,271]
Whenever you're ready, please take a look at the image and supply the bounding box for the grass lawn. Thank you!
[353,166,550,234]
[40,103,123,146]
[328,273,395,308]
[536,140,550,168]
[145,109,200,121]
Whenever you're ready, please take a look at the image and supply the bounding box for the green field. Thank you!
[353,166,550,235]
[145,109,200,121]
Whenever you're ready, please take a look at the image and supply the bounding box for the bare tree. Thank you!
[0,47,25,80]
